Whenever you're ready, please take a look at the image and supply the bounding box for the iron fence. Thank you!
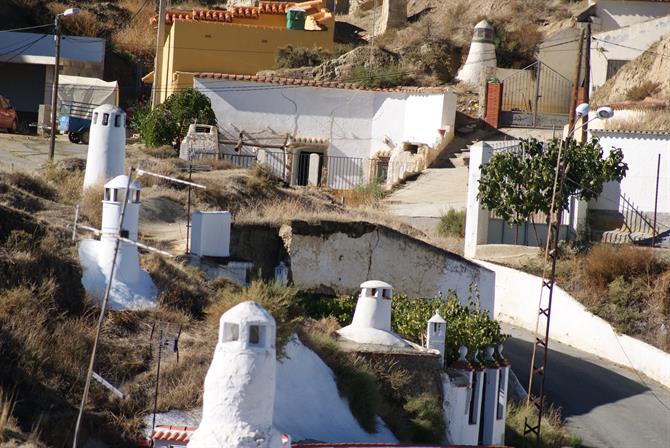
[326,155,368,190]
[219,153,256,169]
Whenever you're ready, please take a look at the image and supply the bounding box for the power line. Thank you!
[0,24,53,33]
[592,36,670,60]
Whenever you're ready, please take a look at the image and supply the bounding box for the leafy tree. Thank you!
[478,138,628,225]
[139,88,217,147]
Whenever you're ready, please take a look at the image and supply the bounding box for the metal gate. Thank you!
[500,61,573,129]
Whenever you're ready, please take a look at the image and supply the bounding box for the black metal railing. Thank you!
[220,153,257,169]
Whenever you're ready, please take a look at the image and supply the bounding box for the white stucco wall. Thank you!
[282,222,496,316]
[593,1,670,32]
[477,260,670,388]
[194,78,455,164]
[590,130,670,215]
[590,15,670,93]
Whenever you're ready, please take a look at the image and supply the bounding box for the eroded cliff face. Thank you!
[231,220,495,313]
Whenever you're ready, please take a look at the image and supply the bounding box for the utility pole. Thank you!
[368,0,377,69]
[48,8,80,163]
[151,0,167,109]
[579,22,592,142]
[567,28,585,131]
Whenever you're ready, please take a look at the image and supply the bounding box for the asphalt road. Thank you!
[504,324,670,448]
[0,132,87,171]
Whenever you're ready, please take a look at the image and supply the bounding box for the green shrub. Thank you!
[275,45,331,69]
[350,64,411,88]
[392,291,506,363]
[300,289,505,365]
[139,88,217,148]
[352,180,385,207]
[128,100,151,134]
[505,401,574,448]
[437,208,465,238]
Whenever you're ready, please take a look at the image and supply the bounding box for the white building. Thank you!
[456,20,497,86]
[194,74,456,188]
[78,175,157,310]
[337,280,410,347]
[539,0,670,94]
[83,104,127,190]
[0,30,104,125]
[589,127,670,226]
[189,301,290,448]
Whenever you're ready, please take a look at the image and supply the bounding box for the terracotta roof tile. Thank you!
[151,425,196,443]
[195,72,453,94]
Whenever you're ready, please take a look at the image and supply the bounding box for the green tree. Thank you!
[478,138,628,225]
[139,88,217,147]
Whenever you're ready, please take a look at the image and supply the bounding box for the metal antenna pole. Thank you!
[652,154,661,247]
[151,328,163,432]
[48,15,62,163]
[185,142,193,255]
[523,134,574,446]
[72,168,135,448]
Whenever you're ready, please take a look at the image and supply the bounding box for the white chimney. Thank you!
[427,310,447,365]
[456,20,497,85]
[83,104,126,190]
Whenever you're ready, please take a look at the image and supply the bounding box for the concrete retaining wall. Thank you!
[476,260,670,388]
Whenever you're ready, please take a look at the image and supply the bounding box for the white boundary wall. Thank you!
[476,260,670,388]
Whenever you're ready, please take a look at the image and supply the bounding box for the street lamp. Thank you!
[48,7,80,163]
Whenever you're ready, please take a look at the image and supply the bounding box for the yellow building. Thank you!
[145,1,335,103]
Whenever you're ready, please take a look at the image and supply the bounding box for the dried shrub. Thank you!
[505,401,575,448]
[275,45,332,69]
[580,245,661,291]
[143,255,209,317]
[5,171,58,201]
[79,184,104,229]
[625,81,661,101]
[437,208,465,238]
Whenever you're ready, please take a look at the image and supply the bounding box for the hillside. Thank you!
[592,33,670,105]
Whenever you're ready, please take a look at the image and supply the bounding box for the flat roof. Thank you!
[0,31,105,65]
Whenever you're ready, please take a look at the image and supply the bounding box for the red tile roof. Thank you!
[293,444,510,447]
[153,1,330,25]
[194,72,452,94]
[151,425,195,443]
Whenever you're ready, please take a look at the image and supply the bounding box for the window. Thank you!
[433,323,440,333]
[133,190,140,203]
[114,114,122,127]
[370,288,377,297]
[222,322,239,342]
[249,325,260,345]
[104,188,110,201]
[102,113,109,126]
[382,289,391,299]
[93,112,98,124]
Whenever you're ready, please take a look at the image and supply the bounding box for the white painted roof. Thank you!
[428,311,446,324]
[475,20,492,29]
[220,300,276,326]
[104,175,141,190]
[360,280,392,289]
[94,104,124,115]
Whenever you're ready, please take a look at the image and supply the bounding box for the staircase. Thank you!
[590,194,657,244]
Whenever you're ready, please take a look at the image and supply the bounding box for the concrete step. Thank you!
[599,228,653,244]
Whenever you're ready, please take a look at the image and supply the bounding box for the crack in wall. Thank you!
[366,229,381,279]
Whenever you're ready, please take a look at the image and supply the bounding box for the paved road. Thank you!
[503,324,670,448]
[0,133,87,171]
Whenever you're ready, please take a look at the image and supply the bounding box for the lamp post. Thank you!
[48,7,80,163]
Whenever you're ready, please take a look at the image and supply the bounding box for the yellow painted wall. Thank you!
[157,19,334,102]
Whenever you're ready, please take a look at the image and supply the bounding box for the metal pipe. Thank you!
[48,15,62,163]
[653,154,661,247]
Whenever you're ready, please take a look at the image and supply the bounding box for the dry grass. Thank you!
[111,0,157,58]
[599,110,670,133]
[46,2,107,37]
[505,401,579,448]
[579,245,662,293]
[79,184,104,228]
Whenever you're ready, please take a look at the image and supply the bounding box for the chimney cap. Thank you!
[360,280,392,289]
[428,310,446,324]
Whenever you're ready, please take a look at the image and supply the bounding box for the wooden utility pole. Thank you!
[151,0,167,109]
[579,22,592,142]
[567,28,585,131]
[48,15,63,163]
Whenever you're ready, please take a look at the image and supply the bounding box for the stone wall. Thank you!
[231,220,495,313]
[285,220,495,312]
